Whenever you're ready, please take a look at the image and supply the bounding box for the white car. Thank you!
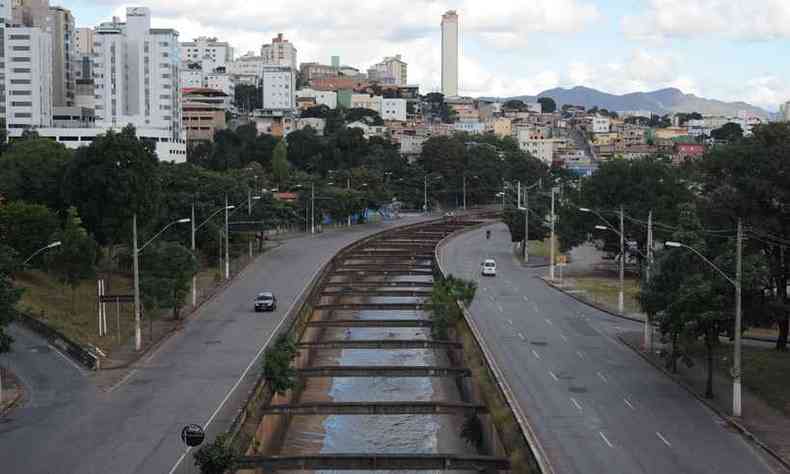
[481,259,497,277]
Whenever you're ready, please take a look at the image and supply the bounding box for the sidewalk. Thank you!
[0,366,24,417]
[620,331,790,469]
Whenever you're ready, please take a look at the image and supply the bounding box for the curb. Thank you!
[540,277,645,324]
[617,333,790,472]
[0,370,25,418]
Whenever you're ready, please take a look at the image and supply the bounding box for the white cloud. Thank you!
[623,0,790,40]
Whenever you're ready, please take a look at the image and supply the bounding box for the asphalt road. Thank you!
[442,223,780,474]
[0,215,430,474]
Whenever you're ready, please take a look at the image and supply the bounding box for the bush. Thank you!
[194,433,235,474]
[431,275,477,339]
[263,336,298,395]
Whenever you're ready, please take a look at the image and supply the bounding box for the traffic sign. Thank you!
[181,424,205,447]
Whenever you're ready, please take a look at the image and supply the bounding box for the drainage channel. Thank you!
[241,218,510,472]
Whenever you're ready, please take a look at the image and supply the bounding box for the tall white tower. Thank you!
[441,10,459,98]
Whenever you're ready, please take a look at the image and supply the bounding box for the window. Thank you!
[14,112,31,118]
[9,34,30,40]
[10,79,30,84]
[12,46,30,51]
[11,90,31,95]
[11,101,32,107]
[11,57,30,62]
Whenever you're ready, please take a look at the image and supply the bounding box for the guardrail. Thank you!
[16,312,100,371]
[435,222,554,474]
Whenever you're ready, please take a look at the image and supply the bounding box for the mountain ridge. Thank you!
[483,86,772,118]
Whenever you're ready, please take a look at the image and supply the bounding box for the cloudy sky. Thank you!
[69,0,790,111]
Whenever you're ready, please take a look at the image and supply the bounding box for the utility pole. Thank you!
[733,219,743,417]
[424,176,428,215]
[618,205,625,314]
[132,214,141,351]
[311,182,315,234]
[524,187,529,263]
[248,188,253,258]
[550,187,557,281]
[644,210,653,351]
[463,175,467,211]
[347,177,351,227]
[191,203,197,307]
[224,195,230,280]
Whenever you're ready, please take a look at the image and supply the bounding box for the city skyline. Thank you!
[65,0,790,111]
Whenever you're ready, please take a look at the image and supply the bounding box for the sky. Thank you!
[68,0,790,111]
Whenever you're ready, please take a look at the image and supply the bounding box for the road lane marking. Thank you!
[624,398,636,410]
[570,397,582,412]
[523,296,529,302]
[482,287,488,292]
[489,295,495,302]
[532,302,540,313]
[549,371,559,381]
[497,304,504,313]
[576,350,585,360]
[560,334,568,342]
[507,319,513,325]
[545,318,553,326]
[518,333,525,341]
[656,432,672,447]
[599,431,614,448]
[597,372,608,383]
[532,349,542,360]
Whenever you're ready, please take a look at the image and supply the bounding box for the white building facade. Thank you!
[350,94,381,113]
[261,33,296,69]
[295,88,337,109]
[441,10,459,97]
[6,26,53,129]
[260,65,295,111]
[381,98,407,122]
[592,115,610,134]
[92,7,185,158]
[368,55,407,85]
[180,36,233,67]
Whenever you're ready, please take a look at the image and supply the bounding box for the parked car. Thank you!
[481,259,497,277]
[254,292,277,312]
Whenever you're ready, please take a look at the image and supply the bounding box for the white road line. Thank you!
[497,304,504,313]
[624,398,636,410]
[167,256,328,474]
[483,287,488,292]
[560,334,568,342]
[108,368,139,392]
[48,344,87,376]
[570,397,582,412]
[532,303,540,313]
[489,295,495,302]
[656,432,672,447]
[576,350,585,360]
[545,318,553,326]
[523,296,529,302]
[507,319,513,325]
[532,349,542,360]
[518,333,526,341]
[548,371,559,382]
[599,431,614,448]
[597,372,608,383]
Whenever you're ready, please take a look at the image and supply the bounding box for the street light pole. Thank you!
[248,189,253,258]
[424,176,428,215]
[311,182,315,234]
[550,187,557,281]
[619,205,625,314]
[133,214,141,351]
[524,188,529,263]
[191,203,197,307]
[347,177,351,227]
[645,210,654,351]
[463,175,467,211]
[224,195,230,280]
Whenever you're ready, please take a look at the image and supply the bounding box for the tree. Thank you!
[272,140,290,186]
[286,127,324,171]
[45,207,98,314]
[0,201,59,265]
[140,242,198,320]
[345,107,384,126]
[234,84,261,112]
[504,99,526,111]
[0,245,21,354]
[0,137,72,210]
[711,122,744,142]
[538,97,557,113]
[193,434,236,474]
[62,125,160,247]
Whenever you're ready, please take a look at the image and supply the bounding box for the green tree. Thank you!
[263,336,298,395]
[711,122,744,142]
[62,125,160,247]
[45,207,98,314]
[345,107,384,126]
[193,434,236,474]
[0,201,59,265]
[538,97,557,113]
[140,242,198,320]
[272,140,290,186]
[0,137,72,210]
[233,84,261,112]
[0,245,21,353]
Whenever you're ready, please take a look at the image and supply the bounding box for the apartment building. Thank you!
[226,52,265,85]
[295,88,337,109]
[6,26,53,129]
[261,65,295,111]
[381,98,406,121]
[180,36,233,67]
[350,94,381,113]
[47,6,74,106]
[368,55,407,85]
[261,33,296,69]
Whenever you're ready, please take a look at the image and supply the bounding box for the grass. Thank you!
[568,275,642,316]
[525,238,559,259]
[741,346,790,416]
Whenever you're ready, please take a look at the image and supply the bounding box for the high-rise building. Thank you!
[331,55,340,68]
[441,10,459,97]
[48,6,75,106]
[0,0,10,125]
[5,26,53,129]
[75,26,93,55]
[93,7,183,143]
[781,101,790,122]
[368,55,407,86]
[180,36,234,69]
[261,33,297,69]
[260,65,295,111]
[11,0,48,27]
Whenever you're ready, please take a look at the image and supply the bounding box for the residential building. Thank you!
[260,65,295,111]
[47,6,74,106]
[0,0,10,125]
[295,88,337,109]
[653,127,689,141]
[591,115,610,134]
[205,71,235,98]
[52,105,93,127]
[226,52,265,85]
[381,98,406,121]
[331,56,340,68]
[75,26,93,55]
[74,28,93,83]
[441,10,459,97]
[294,117,326,135]
[446,96,478,121]
[180,36,233,67]
[781,101,790,122]
[489,117,512,138]
[183,87,231,111]
[253,115,295,137]
[92,8,185,156]
[261,33,296,69]
[310,77,369,92]
[11,0,48,27]
[350,94,381,113]
[183,93,226,144]
[74,79,93,108]
[368,55,407,85]
[517,128,565,163]
[347,120,386,139]
[453,121,484,135]
[300,62,339,83]
[180,67,203,89]
[672,142,705,165]
[6,26,53,129]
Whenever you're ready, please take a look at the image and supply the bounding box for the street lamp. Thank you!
[665,219,743,417]
[581,206,625,314]
[22,241,62,265]
[191,202,236,307]
[133,215,191,351]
